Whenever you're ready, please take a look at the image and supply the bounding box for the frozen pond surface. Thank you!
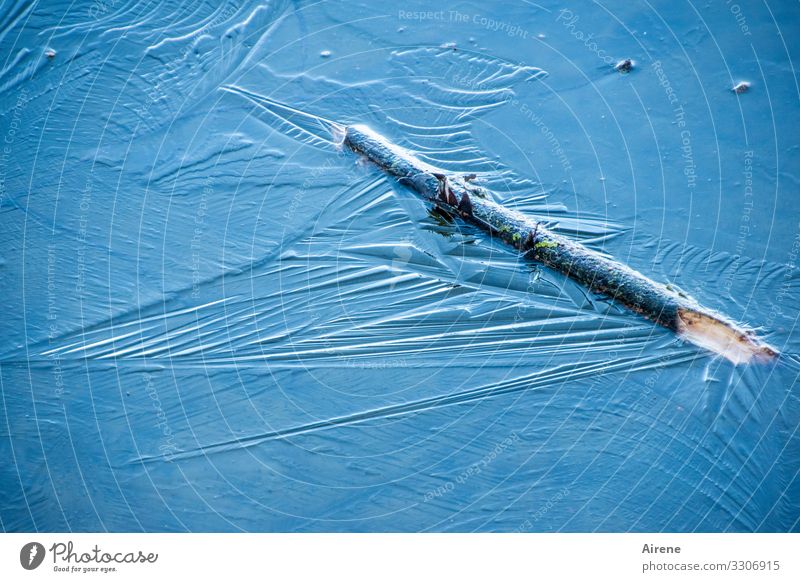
[1,0,799,531]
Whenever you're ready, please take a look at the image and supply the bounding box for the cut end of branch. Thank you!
[676,308,779,365]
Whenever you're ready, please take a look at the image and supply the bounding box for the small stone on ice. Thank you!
[732,81,750,94]
[615,59,633,73]
[45,48,56,59]
[320,50,331,58]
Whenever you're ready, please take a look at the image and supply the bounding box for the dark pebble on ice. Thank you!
[732,81,750,94]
